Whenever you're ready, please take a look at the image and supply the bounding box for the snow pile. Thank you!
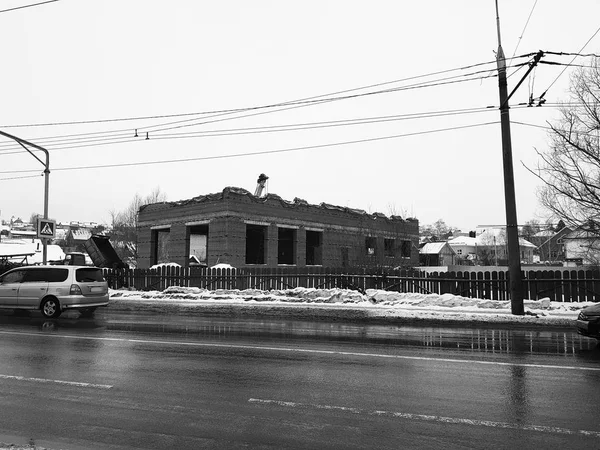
[149,262,181,269]
[109,286,588,320]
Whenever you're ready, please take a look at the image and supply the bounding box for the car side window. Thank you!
[22,268,68,283]
[23,269,49,283]
[47,268,69,282]
[1,270,26,283]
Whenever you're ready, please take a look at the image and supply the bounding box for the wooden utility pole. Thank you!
[495,0,525,315]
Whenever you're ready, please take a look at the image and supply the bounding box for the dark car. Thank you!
[576,303,600,340]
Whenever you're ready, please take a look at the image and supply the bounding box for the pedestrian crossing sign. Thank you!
[37,218,56,238]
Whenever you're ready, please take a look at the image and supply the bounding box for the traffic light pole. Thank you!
[0,130,50,264]
[495,1,524,315]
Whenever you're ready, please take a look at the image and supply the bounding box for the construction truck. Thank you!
[83,234,128,269]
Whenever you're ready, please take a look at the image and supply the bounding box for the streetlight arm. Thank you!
[0,130,49,170]
[0,129,51,264]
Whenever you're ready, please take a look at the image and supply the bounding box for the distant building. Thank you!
[419,242,456,266]
[528,227,571,263]
[137,187,420,269]
[448,228,536,265]
[8,229,37,240]
[562,228,600,266]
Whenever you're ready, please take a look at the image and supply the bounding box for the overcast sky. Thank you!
[1,0,599,232]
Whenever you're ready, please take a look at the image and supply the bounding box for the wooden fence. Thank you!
[102,266,600,303]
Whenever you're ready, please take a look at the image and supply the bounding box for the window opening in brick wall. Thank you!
[306,230,323,265]
[187,224,208,266]
[151,229,171,265]
[365,237,377,256]
[384,238,395,257]
[401,240,411,258]
[246,224,267,264]
[341,247,349,268]
[278,227,296,265]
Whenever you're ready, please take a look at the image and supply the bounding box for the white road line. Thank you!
[0,373,112,389]
[248,398,600,438]
[0,330,599,372]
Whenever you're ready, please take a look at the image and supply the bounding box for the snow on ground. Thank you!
[109,287,588,325]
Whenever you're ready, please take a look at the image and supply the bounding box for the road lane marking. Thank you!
[249,398,600,438]
[0,373,112,389]
[1,330,599,372]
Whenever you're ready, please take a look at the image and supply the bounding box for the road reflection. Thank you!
[101,313,600,360]
[0,310,598,360]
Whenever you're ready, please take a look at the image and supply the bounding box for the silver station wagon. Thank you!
[0,266,109,318]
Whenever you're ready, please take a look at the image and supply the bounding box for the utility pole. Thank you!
[495,0,524,315]
[0,130,50,264]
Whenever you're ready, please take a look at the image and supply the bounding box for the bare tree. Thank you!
[520,219,541,241]
[110,187,167,265]
[529,59,600,233]
[420,219,458,241]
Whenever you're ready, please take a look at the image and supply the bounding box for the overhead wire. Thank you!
[0,121,499,177]
[510,0,538,61]
[538,26,600,99]
[0,0,59,14]
[0,103,533,155]
[136,65,520,134]
[0,59,531,153]
[0,53,539,178]
[1,54,531,131]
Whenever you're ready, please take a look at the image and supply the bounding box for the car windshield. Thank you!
[75,268,105,282]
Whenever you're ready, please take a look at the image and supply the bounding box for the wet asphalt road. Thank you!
[0,309,599,449]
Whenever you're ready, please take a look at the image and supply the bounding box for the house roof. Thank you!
[420,242,453,254]
[447,233,536,248]
[447,236,478,246]
[563,228,600,240]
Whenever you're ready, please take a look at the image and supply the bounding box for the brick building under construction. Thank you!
[136,186,419,269]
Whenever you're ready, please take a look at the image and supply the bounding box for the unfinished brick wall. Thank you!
[137,187,419,269]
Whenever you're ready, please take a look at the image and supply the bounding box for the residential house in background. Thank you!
[447,228,536,265]
[419,242,456,266]
[528,227,571,263]
[447,235,478,262]
[562,228,600,266]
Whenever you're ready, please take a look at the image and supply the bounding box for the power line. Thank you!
[0,104,529,154]
[539,27,600,99]
[511,0,538,61]
[0,66,505,151]
[0,65,516,154]
[513,120,600,135]
[0,100,563,155]
[0,0,59,14]
[544,51,600,58]
[0,55,532,135]
[135,66,511,134]
[0,121,498,176]
[0,173,43,182]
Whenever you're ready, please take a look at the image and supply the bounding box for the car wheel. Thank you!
[41,298,61,319]
[79,307,97,317]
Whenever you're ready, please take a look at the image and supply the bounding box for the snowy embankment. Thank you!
[109,287,586,326]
